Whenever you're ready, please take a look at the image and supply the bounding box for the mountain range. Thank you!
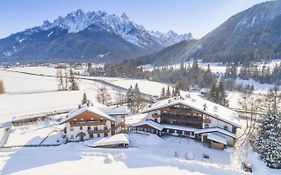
[0,9,192,63]
[136,0,281,66]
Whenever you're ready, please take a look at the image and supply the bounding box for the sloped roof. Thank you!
[195,127,236,138]
[131,120,164,131]
[142,95,241,128]
[60,103,128,124]
[60,105,114,124]
[85,133,129,147]
[100,105,128,115]
[207,133,227,145]
[131,120,237,138]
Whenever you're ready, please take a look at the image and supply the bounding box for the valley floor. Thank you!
[0,66,280,175]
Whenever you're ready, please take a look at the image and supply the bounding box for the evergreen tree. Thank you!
[202,64,214,87]
[174,85,181,97]
[218,78,229,107]
[160,87,166,99]
[127,85,134,109]
[133,83,143,112]
[255,113,281,169]
[166,86,171,98]
[209,81,219,103]
[82,93,88,104]
[69,69,79,90]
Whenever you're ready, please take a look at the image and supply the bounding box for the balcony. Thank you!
[160,113,203,129]
[88,129,111,134]
[70,121,106,127]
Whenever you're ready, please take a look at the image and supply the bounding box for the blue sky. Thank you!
[0,0,268,39]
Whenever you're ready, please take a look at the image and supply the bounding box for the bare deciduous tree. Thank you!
[0,80,4,94]
[115,92,126,105]
[96,86,111,105]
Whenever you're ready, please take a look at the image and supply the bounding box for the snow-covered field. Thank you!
[5,120,65,146]
[0,133,247,175]
[0,69,118,123]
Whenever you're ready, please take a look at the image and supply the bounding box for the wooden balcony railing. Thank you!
[70,121,106,127]
[88,129,111,134]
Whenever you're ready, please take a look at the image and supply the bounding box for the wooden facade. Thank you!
[62,106,127,142]
[159,105,203,128]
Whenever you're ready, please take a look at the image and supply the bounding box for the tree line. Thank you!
[224,63,281,86]
[88,60,216,91]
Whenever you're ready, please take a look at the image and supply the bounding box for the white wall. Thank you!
[203,114,233,133]
[65,121,112,142]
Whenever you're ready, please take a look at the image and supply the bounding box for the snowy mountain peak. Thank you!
[149,30,193,47]
[38,9,192,48]
[121,12,129,20]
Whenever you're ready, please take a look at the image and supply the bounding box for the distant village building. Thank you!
[60,103,128,142]
[130,95,241,149]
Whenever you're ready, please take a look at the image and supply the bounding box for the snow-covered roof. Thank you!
[142,95,241,128]
[161,124,197,132]
[85,133,129,147]
[207,133,227,145]
[195,127,236,138]
[132,120,163,131]
[60,105,114,124]
[60,102,128,124]
[132,120,237,138]
[100,105,128,115]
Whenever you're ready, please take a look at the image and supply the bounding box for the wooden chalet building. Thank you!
[131,95,241,149]
[60,103,128,142]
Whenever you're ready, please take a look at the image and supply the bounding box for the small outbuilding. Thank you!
[85,133,129,148]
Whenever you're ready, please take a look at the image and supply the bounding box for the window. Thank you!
[94,127,98,131]
[89,133,93,138]
[104,133,108,137]
[224,125,228,130]
[80,126,83,130]
[70,135,74,139]
[205,124,209,128]
[97,133,100,137]
[88,126,91,130]
[104,126,108,130]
